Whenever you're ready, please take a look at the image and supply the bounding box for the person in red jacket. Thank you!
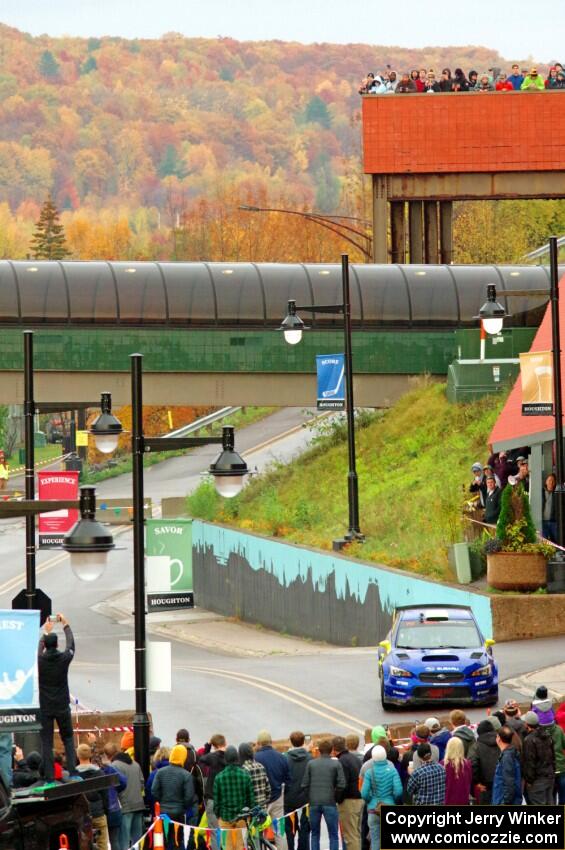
[495,72,514,91]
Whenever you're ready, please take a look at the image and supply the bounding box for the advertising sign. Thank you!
[38,471,79,548]
[0,609,40,731]
[316,353,345,410]
[119,640,172,692]
[145,519,193,612]
[520,351,553,416]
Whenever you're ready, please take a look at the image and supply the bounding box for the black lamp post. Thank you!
[478,237,565,591]
[130,353,249,777]
[13,331,122,622]
[279,253,364,550]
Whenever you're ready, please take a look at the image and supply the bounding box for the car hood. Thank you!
[391,647,489,671]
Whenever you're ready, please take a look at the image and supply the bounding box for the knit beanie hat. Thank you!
[371,725,387,743]
[372,745,387,762]
[535,686,548,700]
[121,731,134,751]
[169,745,188,767]
[485,716,501,731]
[224,745,240,765]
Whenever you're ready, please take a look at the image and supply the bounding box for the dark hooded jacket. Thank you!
[12,752,42,788]
[37,626,75,714]
[453,726,476,757]
[522,727,555,785]
[469,722,499,803]
[283,747,312,812]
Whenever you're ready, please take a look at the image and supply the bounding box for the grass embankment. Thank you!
[187,382,505,581]
[82,406,276,484]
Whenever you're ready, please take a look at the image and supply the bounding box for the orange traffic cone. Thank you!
[154,802,165,850]
[58,834,70,850]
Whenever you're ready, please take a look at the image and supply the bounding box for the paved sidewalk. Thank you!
[97,589,373,658]
[505,663,565,702]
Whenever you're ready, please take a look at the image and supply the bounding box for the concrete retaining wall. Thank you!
[191,522,493,646]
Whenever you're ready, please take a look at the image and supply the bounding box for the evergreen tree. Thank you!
[305,95,331,128]
[29,194,70,260]
[158,145,187,179]
[39,50,59,78]
[80,56,97,75]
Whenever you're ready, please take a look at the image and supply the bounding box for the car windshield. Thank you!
[395,620,481,649]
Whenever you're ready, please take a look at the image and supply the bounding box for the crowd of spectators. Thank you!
[10,694,565,850]
[468,449,534,531]
[359,63,565,94]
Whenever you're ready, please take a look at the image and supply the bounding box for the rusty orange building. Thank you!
[362,91,565,263]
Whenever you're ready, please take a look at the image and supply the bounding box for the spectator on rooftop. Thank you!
[476,74,494,92]
[496,72,514,91]
[396,73,416,93]
[542,473,557,542]
[439,69,453,92]
[410,69,420,87]
[424,71,440,92]
[452,68,469,91]
[508,63,524,90]
[387,71,398,91]
[358,73,376,94]
[468,70,479,90]
[521,68,545,90]
[556,71,565,89]
[546,67,560,88]
[416,68,427,92]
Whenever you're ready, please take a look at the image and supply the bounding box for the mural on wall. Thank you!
[192,522,493,646]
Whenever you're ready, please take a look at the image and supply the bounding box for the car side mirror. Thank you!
[485,638,495,654]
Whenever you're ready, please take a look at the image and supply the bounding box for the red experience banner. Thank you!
[38,471,79,548]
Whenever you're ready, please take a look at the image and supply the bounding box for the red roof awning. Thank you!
[489,277,565,449]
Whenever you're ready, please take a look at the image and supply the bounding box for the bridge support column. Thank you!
[408,201,423,264]
[390,202,406,264]
[439,201,453,265]
[424,201,439,264]
[372,175,388,263]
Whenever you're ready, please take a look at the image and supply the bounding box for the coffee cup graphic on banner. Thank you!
[146,556,184,593]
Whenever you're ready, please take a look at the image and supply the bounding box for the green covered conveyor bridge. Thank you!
[0,260,550,406]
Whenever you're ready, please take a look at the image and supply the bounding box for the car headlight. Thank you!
[471,664,492,677]
[390,665,413,678]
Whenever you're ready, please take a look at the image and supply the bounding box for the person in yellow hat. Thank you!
[521,68,545,90]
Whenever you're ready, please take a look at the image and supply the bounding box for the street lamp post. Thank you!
[130,353,249,777]
[279,254,364,550]
[14,331,122,621]
[478,237,565,591]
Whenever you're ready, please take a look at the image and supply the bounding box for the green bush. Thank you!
[186,479,221,521]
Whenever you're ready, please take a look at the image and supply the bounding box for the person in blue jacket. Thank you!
[361,746,402,850]
[491,726,522,805]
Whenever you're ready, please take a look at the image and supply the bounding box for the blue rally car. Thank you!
[378,605,498,708]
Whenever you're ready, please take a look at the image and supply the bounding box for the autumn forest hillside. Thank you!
[0,24,559,263]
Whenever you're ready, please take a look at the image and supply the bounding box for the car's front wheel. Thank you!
[380,676,393,710]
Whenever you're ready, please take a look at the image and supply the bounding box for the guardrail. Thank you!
[167,406,241,439]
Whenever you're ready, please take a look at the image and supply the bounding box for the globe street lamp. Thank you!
[279,253,364,550]
[89,393,123,454]
[477,284,506,336]
[129,353,248,776]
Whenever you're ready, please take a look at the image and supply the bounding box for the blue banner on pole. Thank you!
[316,353,345,410]
[0,609,40,731]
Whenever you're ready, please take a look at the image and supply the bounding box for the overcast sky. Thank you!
[1,0,563,63]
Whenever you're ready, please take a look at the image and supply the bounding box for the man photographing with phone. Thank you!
[38,613,77,781]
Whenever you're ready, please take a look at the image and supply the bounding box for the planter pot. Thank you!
[487,551,547,592]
